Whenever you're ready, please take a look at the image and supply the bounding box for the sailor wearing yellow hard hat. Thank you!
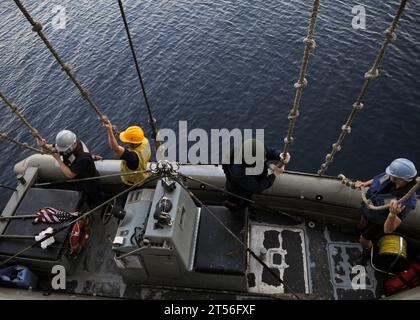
[104,121,151,185]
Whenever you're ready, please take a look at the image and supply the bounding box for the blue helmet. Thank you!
[386,158,417,181]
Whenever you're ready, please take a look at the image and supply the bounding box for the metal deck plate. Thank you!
[248,223,310,295]
[327,242,377,299]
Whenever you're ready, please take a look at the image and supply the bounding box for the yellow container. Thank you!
[378,235,407,258]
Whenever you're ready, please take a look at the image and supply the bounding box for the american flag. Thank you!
[32,207,79,224]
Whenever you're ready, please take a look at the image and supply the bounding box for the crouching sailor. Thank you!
[37,130,106,208]
[104,120,151,185]
[354,158,418,265]
[222,139,290,214]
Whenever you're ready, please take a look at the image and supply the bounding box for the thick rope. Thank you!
[177,172,301,223]
[0,184,17,192]
[13,0,115,131]
[318,0,408,175]
[174,178,301,300]
[338,174,420,210]
[34,169,150,186]
[281,0,320,160]
[0,132,48,154]
[0,91,41,140]
[0,172,158,267]
[0,91,54,153]
[117,0,160,150]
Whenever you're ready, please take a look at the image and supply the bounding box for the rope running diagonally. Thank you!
[174,177,302,300]
[0,91,41,140]
[34,169,151,186]
[117,0,160,150]
[281,0,320,161]
[177,172,301,223]
[0,172,158,268]
[318,0,409,175]
[0,91,55,153]
[338,174,420,211]
[0,131,47,154]
[12,0,116,131]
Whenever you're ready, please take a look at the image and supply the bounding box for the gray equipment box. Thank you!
[112,188,155,253]
[112,180,247,292]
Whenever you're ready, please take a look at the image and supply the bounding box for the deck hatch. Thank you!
[248,224,310,295]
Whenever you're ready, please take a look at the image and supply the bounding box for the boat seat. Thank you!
[194,205,248,275]
[0,188,83,262]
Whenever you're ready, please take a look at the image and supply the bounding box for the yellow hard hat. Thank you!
[119,126,145,144]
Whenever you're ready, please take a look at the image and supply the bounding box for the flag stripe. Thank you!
[32,207,78,225]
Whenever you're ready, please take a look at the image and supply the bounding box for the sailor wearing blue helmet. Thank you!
[353,158,418,265]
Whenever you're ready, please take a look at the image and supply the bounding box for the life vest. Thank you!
[121,138,151,185]
[384,262,420,296]
[61,140,105,207]
[361,173,417,224]
[62,140,97,178]
[69,216,91,256]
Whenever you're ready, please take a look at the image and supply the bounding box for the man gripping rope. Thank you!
[37,130,106,208]
[354,158,418,265]
[222,139,290,214]
[104,121,151,185]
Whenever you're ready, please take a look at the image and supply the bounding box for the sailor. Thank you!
[222,139,290,213]
[354,158,418,265]
[37,130,106,208]
[104,120,151,185]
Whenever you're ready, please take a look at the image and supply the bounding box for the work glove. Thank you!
[279,152,291,165]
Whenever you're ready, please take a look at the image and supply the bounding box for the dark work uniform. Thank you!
[223,147,280,209]
[62,140,106,208]
[120,149,139,170]
[359,172,417,241]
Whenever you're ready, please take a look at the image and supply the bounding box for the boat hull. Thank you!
[13,154,420,240]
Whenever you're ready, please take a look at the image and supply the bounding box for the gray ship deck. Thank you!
[34,202,386,300]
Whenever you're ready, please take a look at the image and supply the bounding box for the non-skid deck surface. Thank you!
[0,188,82,261]
[248,210,386,299]
[248,224,310,295]
[194,206,248,275]
[36,207,386,300]
[40,212,259,300]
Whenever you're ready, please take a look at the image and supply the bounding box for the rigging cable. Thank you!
[114,169,302,299]
[0,184,17,192]
[338,174,420,211]
[13,0,116,131]
[174,177,302,300]
[0,91,42,140]
[117,0,160,150]
[0,172,158,268]
[0,91,54,153]
[177,171,301,223]
[0,132,47,154]
[34,169,151,186]
[281,0,320,163]
[318,0,409,175]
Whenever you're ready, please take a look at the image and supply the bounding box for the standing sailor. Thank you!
[104,121,151,185]
[37,130,106,208]
[354,158,418,265]
[222,139,290,213]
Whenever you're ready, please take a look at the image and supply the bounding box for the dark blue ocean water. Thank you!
[1,0,419,209]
